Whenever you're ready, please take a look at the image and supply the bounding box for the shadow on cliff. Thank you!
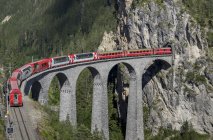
[142,60,171,89]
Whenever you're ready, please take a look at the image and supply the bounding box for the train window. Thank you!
[42,63,47,67]
[54,57,69,64]
[17,73,21,80]
[76,53,93,59]
[14,94,18,100]
[34,64,39,69]
[23,66,32,73]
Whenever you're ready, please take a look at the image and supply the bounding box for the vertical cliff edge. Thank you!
[99,0,213,135]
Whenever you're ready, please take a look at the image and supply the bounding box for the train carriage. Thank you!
[11,69,22,86]
[126,49,153,57]
[8,78,23,107]
[73,52,97,63]
[51,56,71,67]
[153,47,172,55]
[97,50,124,59]
[19,64,33,81]
[32,58,51,73]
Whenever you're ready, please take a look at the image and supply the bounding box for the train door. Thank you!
[14,93,18,105]
[94,52,98,60]
[34,63,39,73]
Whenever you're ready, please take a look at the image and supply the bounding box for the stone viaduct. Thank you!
[20,54,173,140]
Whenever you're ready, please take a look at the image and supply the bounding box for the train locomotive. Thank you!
[8,47,172,107]
[7,78,23,106]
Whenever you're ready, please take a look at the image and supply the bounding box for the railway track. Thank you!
[11,107,32,140]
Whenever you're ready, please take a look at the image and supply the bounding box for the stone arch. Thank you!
[107,62,137,139]
[48,72,72,121]
[75,66,102,131]
[75,66,101,84]
[142,59,172,89]
[107,62,136,82]
[31,81,42,101]
[54,72,70,89]
[141,58,172,136]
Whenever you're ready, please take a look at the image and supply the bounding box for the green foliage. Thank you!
[48,76,60,106]
[182,0,213,48]
[108,83,124,140]
[132,0,149,8]
[185,62,206,85]
[185,71,206,85]
[143,106,150,126]
[182,0,213,27]
[0,119,5,140]
[207,31,213,47]
[76,125,102,140]
[171,121,210,140]
[38,106,102,140]
[0,0,117,70]
[144,121,210,140]
[132,0,164,8]
[147,128,178,140]
[76,69,93,128]
[207,45,213,58]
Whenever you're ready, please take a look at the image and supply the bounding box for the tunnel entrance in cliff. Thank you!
[108,63,134,139]
[142,59,172,132]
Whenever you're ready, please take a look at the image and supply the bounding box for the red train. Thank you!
[7,78,23,106]
[8,48,171,107]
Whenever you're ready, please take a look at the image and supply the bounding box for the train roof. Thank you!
[19,64,31,70]
[74,52,94,55]
[97,50,123,54]
[8,78,19,89]
[11,70,19,78]
[52,55,69,59]
[127,48,153,52]
[32,58,50,63]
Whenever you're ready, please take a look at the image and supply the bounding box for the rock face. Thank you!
[99,0,213,135]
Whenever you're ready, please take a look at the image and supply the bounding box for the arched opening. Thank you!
[142,59,172,135]
[47,73,71,121]
[48,76,60,106]
[107,62,136,140]
[76,68,94,130]
[31,81,42,101]
[142,60,171,89]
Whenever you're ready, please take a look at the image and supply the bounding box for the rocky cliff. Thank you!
[99,0,213,135]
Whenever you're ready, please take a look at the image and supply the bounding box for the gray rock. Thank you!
[113,0,212,135]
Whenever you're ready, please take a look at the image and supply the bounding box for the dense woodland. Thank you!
[0,0,117,71]
[0,0,213,139]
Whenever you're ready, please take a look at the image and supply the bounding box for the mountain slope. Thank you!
[0,0,117,68]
